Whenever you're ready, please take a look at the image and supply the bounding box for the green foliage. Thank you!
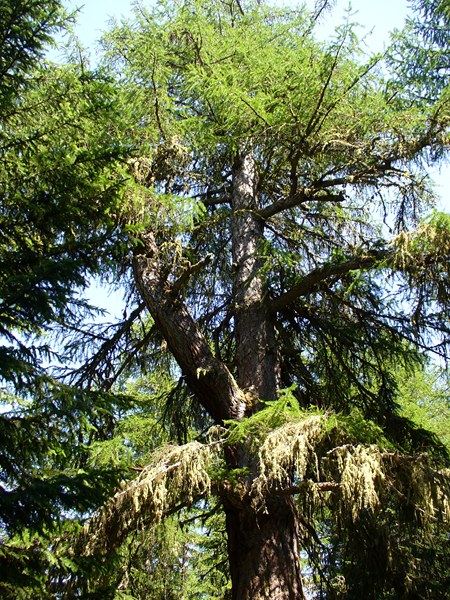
[1,0,450,597]
[0,377,142,524]
[0,1,135,593]
[225,385,306,446]
[326,409,394,449]
[0,0,131,393]
[397,362,450,451]
[108,509,231,600]
[0,62,127,341]
[0,0,69,110]
[388,0,450,107]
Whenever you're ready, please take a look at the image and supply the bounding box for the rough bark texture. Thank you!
[225,495,305,600]
[132,232,245,422]
[231,150,279,404]
[223,150,305,598]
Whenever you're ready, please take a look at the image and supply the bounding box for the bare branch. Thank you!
[258,189,345,220]
[276,481,340,495]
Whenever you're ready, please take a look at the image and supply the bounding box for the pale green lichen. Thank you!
[77,415,449,556]
[79,441,215,556]
[253,415,325,497]
[333,444,385,522]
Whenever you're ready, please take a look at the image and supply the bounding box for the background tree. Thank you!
[0,1,135,595]
[1,0,450,598]
[397,363,450,450]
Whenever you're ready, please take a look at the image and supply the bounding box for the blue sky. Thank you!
[66,0,409,53]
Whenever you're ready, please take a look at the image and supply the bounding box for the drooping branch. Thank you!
[270,214,450,357]
[258,162,424,222]
[67,302,147,389]
[74,414,450,559]
[76,440,218,556]
[251,415,450,523]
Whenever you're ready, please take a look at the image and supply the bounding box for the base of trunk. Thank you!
[225,494,305,600]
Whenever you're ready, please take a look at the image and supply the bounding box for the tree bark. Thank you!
[231,150,279,404]
[224,149,305,598]
[224,495,306,600]
[132,232,245,422]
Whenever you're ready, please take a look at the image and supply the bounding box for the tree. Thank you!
[397,363,450,450]
[1,0,450,598]
[70,0,450,597]
[388,0,450,106]
[0,1,135,595]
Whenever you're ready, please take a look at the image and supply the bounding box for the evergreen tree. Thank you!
[0,1,133,595]
[74,1,449,597]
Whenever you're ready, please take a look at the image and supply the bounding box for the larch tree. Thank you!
[74,0,450,598]
[1,0,450,598]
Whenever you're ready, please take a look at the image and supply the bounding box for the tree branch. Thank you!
[170,253,213,298]
[276,481,340,495]
[270,248,391,313]
[133,232,245,422]
[258,189,344,220]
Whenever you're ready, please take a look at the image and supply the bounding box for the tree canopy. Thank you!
[1,0,449,598]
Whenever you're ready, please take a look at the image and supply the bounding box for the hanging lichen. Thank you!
[332,444,386,522]
[392,212,450,314]
[381,453,450,525]
[75,411,449,560]
[249,412,449,528]
[77,440,217,556]
[253,415,325,497]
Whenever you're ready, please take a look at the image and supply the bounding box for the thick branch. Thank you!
[133,232,244,422]
[258,189,344,220]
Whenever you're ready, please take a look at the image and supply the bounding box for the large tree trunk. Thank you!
[223,149,305,598]
[231,149,279,404]
[132,146,305,599]
[224,495,305,600]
